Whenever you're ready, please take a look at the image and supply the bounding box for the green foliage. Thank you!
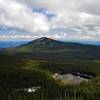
[0,55,100,100]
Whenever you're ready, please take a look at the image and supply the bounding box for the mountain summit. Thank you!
[16,37,68,51]
[14,37,99,51]
[28,37,59,46]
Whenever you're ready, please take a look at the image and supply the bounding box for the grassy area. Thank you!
[0,54,100,100]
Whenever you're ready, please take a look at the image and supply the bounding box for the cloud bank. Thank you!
[0,0,100,41]
[0,0,50,33]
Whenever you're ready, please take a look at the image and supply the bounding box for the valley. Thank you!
[0,37,100,100]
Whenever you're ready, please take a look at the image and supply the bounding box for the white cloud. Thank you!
[25,0,100,16]
[0,0,100,41]
[0,0,50,33]
[0,34,38,40]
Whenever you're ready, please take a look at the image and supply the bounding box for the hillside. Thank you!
[2,37,100,60]
[0,37,100,100]
[10,37,100,51]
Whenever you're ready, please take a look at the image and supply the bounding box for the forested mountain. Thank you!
[0,37,100,100]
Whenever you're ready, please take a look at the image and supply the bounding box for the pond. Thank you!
[53,73,90,85]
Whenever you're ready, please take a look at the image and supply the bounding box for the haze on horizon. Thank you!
[0,0,100,41]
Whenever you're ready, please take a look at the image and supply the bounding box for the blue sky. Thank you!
[0,0,100,41]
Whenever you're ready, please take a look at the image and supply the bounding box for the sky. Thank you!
[0,0,100,41]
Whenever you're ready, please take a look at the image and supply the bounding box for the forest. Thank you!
[0,54,100,100]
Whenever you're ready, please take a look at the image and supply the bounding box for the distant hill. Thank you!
[1,37,100,60]
[13,37,100,51]
[0,41,29,48]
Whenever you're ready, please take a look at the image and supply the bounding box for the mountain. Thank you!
[18,37,66,47]
[1,37,100,60]
[14,37,100,51]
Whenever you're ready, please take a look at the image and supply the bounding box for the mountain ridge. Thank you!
[1,37,100,60]
[17,37,100,48]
